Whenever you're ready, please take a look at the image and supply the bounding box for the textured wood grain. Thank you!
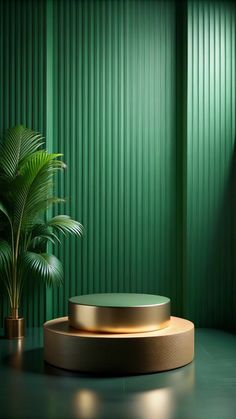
[44,316,194,374]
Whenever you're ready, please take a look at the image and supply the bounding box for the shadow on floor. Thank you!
[2,345,195,389]
[2,347,97,377]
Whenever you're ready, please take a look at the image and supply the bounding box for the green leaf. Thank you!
[0,125,44,179]
[0,240,12,277]
[11,151,66,232]
[29,224,61,251]
[0,202,13,244]
[0,202,12,226]
[21,252,63,287]
[47,215,83,236]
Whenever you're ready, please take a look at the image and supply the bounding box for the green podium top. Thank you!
[69,293,170,308]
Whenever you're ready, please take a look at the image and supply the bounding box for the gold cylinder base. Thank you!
[4,317,25,339]
[44,316,194,374]
[69,293,170,333]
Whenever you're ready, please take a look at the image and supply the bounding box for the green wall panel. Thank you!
[0,0,236,329]
[48,0,180,319]
[0,0,46,326]
[187,0,236,328]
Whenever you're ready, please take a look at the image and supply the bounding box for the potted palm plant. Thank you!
[0,126,83,338]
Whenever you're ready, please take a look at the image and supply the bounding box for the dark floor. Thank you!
[0,328,235,419]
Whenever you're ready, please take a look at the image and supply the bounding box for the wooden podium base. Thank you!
[44,316,194,374]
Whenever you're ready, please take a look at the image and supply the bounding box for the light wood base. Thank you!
[44,316,194,374]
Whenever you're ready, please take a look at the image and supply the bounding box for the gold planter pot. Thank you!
[4,317,25,339]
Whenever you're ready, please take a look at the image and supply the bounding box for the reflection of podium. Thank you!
[44,293,194,374]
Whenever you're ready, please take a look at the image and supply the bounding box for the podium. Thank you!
[44,293,194,374]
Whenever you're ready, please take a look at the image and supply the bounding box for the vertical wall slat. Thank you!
[187,0,236,328]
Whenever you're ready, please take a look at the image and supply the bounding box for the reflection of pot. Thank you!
[4,317,25,339]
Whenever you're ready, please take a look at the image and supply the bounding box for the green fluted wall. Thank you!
[187,1,236,328]
[0,0,46,326]
[0,0,236,329]
[48,0,180,319]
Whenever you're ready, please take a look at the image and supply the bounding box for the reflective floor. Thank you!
[0,328,235,419]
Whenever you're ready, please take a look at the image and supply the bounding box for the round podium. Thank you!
[44,316,194,374]
[44,293,194,375]
[69,293,170,333]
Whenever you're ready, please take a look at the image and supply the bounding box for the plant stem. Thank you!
[7,219,17,317]
[11,307,18,319]
[12,232,20,316]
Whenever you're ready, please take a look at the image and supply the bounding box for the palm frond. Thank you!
[0,126,44,179]
[0,202,12,226]
[0,202,14,247]
[21,251,63,287]
[0,240,13,304]
[11,151,65,232]
[0,240,12,276]
[47,215,83,236]
[21,197,65,231]
[29,224,61,251]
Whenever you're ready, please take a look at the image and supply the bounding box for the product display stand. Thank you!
[44,293,194,374]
